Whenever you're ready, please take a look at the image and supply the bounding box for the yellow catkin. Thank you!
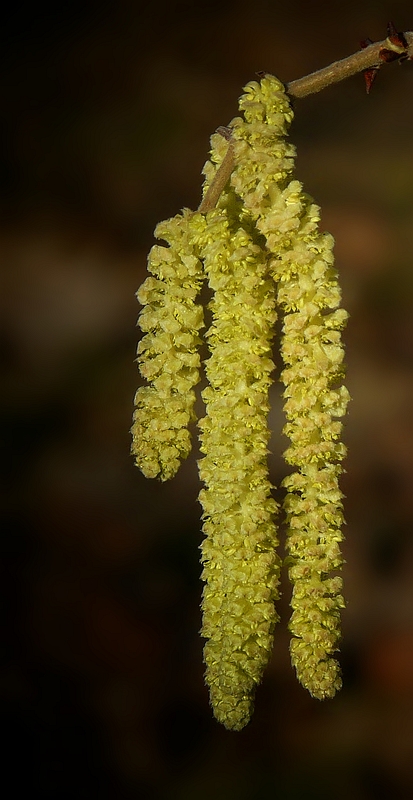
[194,199,280,731]
[274,220,349,699]
[228,75,349,699]
[132,71,350,719]
[131,210,205,481]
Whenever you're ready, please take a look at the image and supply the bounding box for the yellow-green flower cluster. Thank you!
[132,72,349,723]
[131,211,204,480]
[228,75,349,699]
[196,203,280,731]
[230,75,295,228]
[275,223,349,699]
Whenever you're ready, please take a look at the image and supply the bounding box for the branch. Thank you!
[287,30,413,97]
[198,30,413,213]
[198,138,235,214]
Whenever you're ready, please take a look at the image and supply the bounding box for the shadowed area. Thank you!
[2,1,413,797]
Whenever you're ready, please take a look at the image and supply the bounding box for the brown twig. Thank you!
[198,140,235,213]
[287,30,413,97]
[198,30,413,213]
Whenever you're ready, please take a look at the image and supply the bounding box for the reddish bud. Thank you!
[363,67,379,93]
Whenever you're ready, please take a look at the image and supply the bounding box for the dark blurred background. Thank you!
[2,1,413,797]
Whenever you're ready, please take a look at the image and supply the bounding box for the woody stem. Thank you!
[198,31,413,213]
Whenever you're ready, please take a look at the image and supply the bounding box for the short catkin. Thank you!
[131,211,204,481]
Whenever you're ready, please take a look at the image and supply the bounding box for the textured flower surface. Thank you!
[131,211,205,480]
[229,74,349,699]
[132,72,349,722]
[197,201,280,730]
[274,224,349,699]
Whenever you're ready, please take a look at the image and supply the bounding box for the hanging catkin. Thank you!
[229,75,349,699]
[193,198,280,731]
[131,211,204,481]
[132,72,349,726]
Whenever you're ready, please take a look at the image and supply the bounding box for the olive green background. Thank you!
[2,1,413,797]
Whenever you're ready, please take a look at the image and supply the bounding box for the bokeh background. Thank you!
[2,1,413,797]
